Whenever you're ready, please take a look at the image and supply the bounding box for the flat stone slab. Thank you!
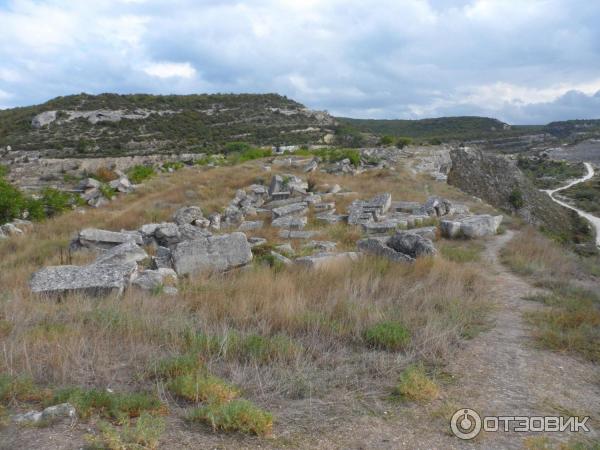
[172,232,253,276]
[272,202,308,218]
[78,228,142,249]
[30,262,137,297]
[357,238,414,262]
[440,214,502,238]
[295,252,360,269]
[279,230,318,239]
[271,216,307,229]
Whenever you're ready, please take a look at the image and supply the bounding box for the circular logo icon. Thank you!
[450,408,482,440]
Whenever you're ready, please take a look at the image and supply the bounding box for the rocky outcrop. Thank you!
[171,232,253,276]
[448,147,579,240]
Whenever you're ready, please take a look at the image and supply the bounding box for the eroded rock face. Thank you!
[171,232,253,276]
[448,147,576,239]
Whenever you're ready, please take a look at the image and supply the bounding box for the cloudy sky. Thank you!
[0,0,599,124]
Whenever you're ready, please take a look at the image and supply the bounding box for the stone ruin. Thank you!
[29,172,503,297]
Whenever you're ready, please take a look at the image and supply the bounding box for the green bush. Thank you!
[508,188,525,210]
[364,321,411,351]
[49,387,163,421]
[127,165,155,184]
[379,135,394,146]
[87,413,165,450]
[396,137,413,149]
[392,364,439,403]
[188,399,273,436]
[0,177,27,223]
[167,373,239,404]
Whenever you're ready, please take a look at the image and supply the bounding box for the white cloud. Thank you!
[0,0,599,123]
[142,62,196,79]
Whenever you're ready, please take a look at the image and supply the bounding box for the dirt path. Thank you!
[311,230,600,449]
[2,231,598,449]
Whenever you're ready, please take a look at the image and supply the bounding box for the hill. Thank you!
[0,93,336,157]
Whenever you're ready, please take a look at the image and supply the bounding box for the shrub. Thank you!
[0,177,27,223]
[87,413,165,450]
[94,167,118,182]
[508,188,525,210]
[167,373,239,404]
[228,147,272,164]
[161,161,185,172]
[39,188,77,217]
[0,374,50,405]
[127,165,155,184]
[49,388,163,421]
[379,135,394,146]
[224,141,252,154]
[364,321,411,351]
[396,137,413,149]
[392,364,439,403]
[188,399,273,436]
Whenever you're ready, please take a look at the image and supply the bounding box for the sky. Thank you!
[0,0,599,124]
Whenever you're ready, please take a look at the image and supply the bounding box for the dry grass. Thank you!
[500,227,579,282]
[0,159,493,438]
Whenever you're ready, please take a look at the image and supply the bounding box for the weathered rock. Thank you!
[303,159,318,173]
[328,184,341,194]
[295,252,360,269]
[13,403,76,425]
[238,220,264,231]
[271,216,307,229]
[109,177,134,193]
[222,205,244,227]
[414,196,453,217]
[304,194,322,205]
[94,242,148,265]
[387,232,437,257]
[132,268,177,291]
[171,232,253,276]
[392,201,421,213]
[30,262,137,297]
[361,221,398,235]
[247,237,267,247]
[440,215,503,238]
[315,212,346,224]
[154,223,181,247]
[405,226,438,241]
[79,177,102,190]
[151,246,173,269]
[263,197,305,209]
[304,240,337,252]
[178,223,211,241]
[77,228,143,249]
[279,230,317,239]
[269,175,284,196]
[0,223,23,236]
[272,202,308,218]
[88,195,110,208]
[270,251,293,266]
[172,206,204,226]
[314,202,335,212]
[275,243,294,254]
[208,213,221,231]
[357,237,415,262]
[348,193,392,225]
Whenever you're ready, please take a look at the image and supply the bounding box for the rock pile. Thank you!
[79,171,135,208]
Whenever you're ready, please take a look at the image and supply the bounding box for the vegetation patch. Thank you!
[439,241,484,263]
[0,374,50,405]
[517,157,585,190]
[188,399,273,436]
[364,321,411,351]
[561,174,600,215]
[524,286,600,362]
[392,364,439,403]
[167,373,239,404]
[86,412,165,450]
[49,387,164,421]
[127,165,155,184]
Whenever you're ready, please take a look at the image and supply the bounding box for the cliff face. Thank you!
[447,147,587,242]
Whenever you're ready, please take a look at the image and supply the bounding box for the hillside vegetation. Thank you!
[0,93,336,157]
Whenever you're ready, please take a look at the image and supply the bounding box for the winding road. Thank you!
[543,162,600,247]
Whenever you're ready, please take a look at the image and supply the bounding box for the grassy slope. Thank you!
[0,159,496,445]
